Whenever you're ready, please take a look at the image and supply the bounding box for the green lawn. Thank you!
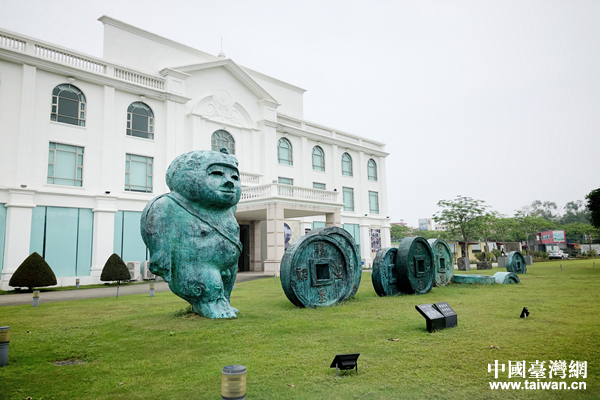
[0,260,598,399]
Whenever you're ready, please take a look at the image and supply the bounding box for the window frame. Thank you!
[51,84,86,127]
[211,130,236,155]
[341,152,353,177]
[312,145,325,171]
[367,158,378,181]
[278,177,294,186]
[126,102,154,140]
[277,137,293,165]
[125,153,154,193]
[369,191,380,214]
[342,187,355,212]
[47,142,84,187]
[313,182,326,190]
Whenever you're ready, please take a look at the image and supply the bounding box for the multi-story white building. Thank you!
[0,16,391,290]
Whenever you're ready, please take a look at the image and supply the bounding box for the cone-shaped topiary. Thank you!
[9,252,57,291]
[101,254,131,282]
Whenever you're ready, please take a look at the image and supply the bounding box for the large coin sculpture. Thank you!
[396,237,436,295]
[372,247,401,297]
[427,238,454,287]
[281,227,361,308]
[506,251,527,274]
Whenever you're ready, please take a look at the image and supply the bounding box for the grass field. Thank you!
[0,259,598,399]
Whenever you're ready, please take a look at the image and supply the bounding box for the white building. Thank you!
[418,218,434,231]
[0,17,391,290]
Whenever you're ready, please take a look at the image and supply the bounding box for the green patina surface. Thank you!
[493,271,520,284]
[371,247,401,296]
[452,274,496,285]
[280,227,361,308]
[396,237,435,295]
[140,150,242,319]
[506,251,527,274]
[427,238,454,287]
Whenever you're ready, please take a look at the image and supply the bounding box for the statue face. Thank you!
[176,162,241,208]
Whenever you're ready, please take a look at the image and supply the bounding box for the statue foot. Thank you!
[197,297,238,319]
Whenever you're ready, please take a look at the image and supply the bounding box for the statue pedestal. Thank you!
[263,260,281,276]
[498,256,506,268]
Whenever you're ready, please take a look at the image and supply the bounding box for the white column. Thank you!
[326,209,342,227]
[165,100,186,165]
[16,64,36,187]
[1,190,36,290]
[91,196,117,278]
[263,203,284,276]
[101,85,116,192]
[331,144,340,191]
[359,222,372,268]
[250,220,262,271]
[379,155,389,220]
[300,136,308,187]
[358,151,367,214]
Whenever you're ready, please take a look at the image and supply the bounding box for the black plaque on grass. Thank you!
[415,304,445,333]
[330,353,360,376]
[433,302,457,329]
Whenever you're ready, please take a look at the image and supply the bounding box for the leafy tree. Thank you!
[101,253,131,298]
[472,212,498,252]
[586,188,600,230]
[9,252,57,291]
[513,214,554,248]
[520,200,559,222]
[564,222,598,250]
[433,196,488,258]
[390,225,413,242]
[490,215,518,243]
[561,200,590,224]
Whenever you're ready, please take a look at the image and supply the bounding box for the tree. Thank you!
[9,252,57,291]
[513,214,554,246]
[390,225,413,242]
[561,200,590,224]
[586,188,600,230]
[564,222,598,251]
[433,196,488,258]
[490,215,517,243]
[520,200,560,222]
[100,253,131,298]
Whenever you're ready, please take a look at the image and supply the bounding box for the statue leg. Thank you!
[221,265,239,313]
[193,267,239,319]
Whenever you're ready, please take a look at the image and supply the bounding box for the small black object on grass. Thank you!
[520,307,530,318]
[330,353,360,376]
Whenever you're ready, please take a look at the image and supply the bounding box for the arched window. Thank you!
[341,152,353,177]
[312,146,325,171]
[211,130,235,154]
[127,102,154,139]
[51,84,86,126]
[367,158,377,181]
[278,138,293,165]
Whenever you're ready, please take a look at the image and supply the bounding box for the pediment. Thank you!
[172,59,279,105]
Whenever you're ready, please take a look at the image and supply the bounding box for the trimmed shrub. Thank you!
[100,254,130,283]
[9,252,57,291]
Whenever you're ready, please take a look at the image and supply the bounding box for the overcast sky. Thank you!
[1,0,598,226]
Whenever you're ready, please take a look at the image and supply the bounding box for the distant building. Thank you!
[418,218,434,231]
[391,221,407,227]
[434,224,448,231]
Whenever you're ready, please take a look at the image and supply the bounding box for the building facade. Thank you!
[0,17,391,290]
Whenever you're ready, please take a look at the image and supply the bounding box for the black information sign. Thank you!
[433,302,458,329]
[415,304,445,333]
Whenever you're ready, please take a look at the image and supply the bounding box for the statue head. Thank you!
[166,149,241,209]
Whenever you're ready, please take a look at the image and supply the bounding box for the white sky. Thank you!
[1,0,599,226]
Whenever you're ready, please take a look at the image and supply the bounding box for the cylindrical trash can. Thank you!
[222,365,246,400]
[76,279,80,289]
[149,283,155,297]
[33,290,40,307]
[0,326,10,367]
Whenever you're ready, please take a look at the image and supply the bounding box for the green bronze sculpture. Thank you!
[140,149,242,318]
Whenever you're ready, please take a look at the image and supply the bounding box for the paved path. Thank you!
[0,272,271,307]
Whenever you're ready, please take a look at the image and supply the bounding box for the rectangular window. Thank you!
[343,223,361,255]
[313,182,326,190]
[343,187,354,212]
[125,154,153,193]
[278,177,294,185]
[29,207,93,277]
[312,221,327,229]
[47,142,84,187]
[114,211,149,264]
[369,191,379,214]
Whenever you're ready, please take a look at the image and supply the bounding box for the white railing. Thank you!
[35,44,106,73]
[276,113,386,151]
[0,33,25,51]
[114,68,165,90]
[240,172,261,185]
[305,123,333,136]
[240,183,339,203]
[277,114,303,128]
[0,29,168,91]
